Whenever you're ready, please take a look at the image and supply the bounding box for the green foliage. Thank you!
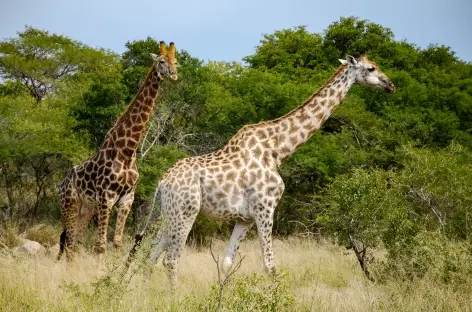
[316,168,414,252]
[0,94,88,160]
[135,145,188,199]
[383,231,472,290]
[244,26,329,76]
[0,19,472,289]
[316,143,472,284]
[188,273,295,312]
[0,26,117,103]
[323,16,395,61]
[71,59,128,148]
[394,144,472,239]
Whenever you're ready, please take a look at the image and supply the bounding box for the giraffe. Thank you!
[57,41,179,262]
[141,54,395,287]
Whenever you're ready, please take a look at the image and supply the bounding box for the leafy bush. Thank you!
[188,273,295,312]
[316,168,414,255]
[383,231,472,291]
[394,143,472,239]
[317,143,472,284]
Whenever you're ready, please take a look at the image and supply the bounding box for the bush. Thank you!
[316,168,414,256]
[24,223,60,247]
[187,273,295,312]
[316,143,472,285]
[383,231,472,291]
[0,224,22,248]
[394,143,472,239]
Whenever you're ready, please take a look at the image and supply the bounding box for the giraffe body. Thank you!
[58,42,179,261]
[147,55,395,287]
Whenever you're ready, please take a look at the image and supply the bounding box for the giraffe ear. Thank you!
[345,54,357,66]
[338,59,348,65]
[150,53,159,61]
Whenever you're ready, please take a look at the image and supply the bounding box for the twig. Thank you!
[287,220,318,238]
[209,239,245,311]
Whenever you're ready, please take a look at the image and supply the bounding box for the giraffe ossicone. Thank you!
[57,41,179,262]
[139,54,395,288]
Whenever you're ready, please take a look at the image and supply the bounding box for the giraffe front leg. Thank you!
[222,222,254,274]
[95,201,112,255]
[113,191,135,248]
[253,182,283,275]
[255,206,276,274]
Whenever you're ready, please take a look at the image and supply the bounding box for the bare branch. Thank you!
[209,239,245,311]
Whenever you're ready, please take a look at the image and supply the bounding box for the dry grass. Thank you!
[0,237,471,312]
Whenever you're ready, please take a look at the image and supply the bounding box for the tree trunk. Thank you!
[1,162,15,220]
[349,233,375,282]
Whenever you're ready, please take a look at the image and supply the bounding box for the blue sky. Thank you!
[0,0,470,62]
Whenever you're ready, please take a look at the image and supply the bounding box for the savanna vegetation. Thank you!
[1,17,471,311]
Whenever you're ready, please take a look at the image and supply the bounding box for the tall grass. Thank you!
[0,238,471,311]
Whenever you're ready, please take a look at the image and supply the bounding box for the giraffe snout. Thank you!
[381,77,395,93]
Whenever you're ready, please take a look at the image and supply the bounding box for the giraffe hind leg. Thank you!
[60,194,81,262]
[162,207,200,290]
[75,203,94,246]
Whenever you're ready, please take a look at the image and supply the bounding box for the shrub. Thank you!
[24,223,60,247]
[187,273,295,312]
[383,231,472,291]
[316,168,416,278]
[0,224,22,248]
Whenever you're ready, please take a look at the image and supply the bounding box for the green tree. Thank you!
[0,26,116,103]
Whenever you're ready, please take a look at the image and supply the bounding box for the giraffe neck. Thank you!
[101,65,163,158]
[269,64,355,164]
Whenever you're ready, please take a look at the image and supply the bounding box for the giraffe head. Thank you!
[150,41,179,80]
[339,55,395,93]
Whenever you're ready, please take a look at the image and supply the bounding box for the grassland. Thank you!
[0,237,471,312]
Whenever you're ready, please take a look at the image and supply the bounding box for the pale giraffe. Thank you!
[140,54,395,287]
[57,41,179,261]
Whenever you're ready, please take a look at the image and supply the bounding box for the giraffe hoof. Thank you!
[94,245,107,254]
[113,241,123,249]
[222,257,233,274]
[265,266,277,275]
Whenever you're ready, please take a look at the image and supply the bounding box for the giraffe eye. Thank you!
[368,67,375,72]
[159,60,166,64]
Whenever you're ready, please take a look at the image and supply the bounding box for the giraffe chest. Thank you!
[73,159,138,204]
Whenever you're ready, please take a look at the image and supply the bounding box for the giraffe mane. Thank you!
[258,63,349,126]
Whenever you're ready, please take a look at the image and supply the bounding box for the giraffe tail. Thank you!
[57,230,66,261]
[122,184,161,274]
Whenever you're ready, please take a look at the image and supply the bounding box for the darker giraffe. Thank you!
[57,41,179,262]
